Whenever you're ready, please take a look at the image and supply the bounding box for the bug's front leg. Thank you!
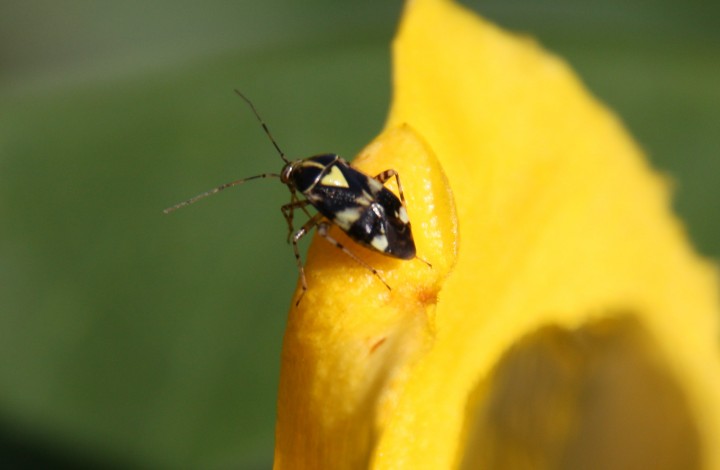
[290,213,324,306]
[281,197,311,243]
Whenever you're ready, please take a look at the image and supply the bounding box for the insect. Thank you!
[164,90,428,305]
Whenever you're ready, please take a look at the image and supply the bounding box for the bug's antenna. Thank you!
[234,90,289,164]
[163,173,280,214]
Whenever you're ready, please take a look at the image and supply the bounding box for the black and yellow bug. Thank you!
[164,91,427,305]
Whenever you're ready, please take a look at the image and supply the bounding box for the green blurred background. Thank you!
[0,0,717,468]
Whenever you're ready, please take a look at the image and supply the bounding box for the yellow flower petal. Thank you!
[274,0,720,468]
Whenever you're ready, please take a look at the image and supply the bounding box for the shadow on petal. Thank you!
[461,314,702,470]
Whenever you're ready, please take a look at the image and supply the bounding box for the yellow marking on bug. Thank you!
[320,165,349,188]
[301,161,326,170]
[334,207,362,230]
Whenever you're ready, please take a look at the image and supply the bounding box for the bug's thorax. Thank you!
[281,154,341,194]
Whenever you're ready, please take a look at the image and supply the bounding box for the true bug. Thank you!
[164,90,427,305]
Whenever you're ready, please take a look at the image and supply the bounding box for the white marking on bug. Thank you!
[357,191,373,206]
[320,165,349,188]
[397,206,410,224]
[306,193,323,203]
[334,207,362,230]
[371,202,385,219]
[368,177,384,194]
[371,234,389,252]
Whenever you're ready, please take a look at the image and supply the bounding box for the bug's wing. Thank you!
[348,199,417,260]
[308,162,417,260]
[376,196,417,260]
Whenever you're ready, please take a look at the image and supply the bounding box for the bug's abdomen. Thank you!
[308,184,416,260]
[348,199,416,259]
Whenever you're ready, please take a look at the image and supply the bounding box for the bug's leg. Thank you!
[316,222,391,291]
[281,197,310,243]
[291,214,324,306]
[414,255,433,268]
[373,169,407,206]
[299,202,314,219]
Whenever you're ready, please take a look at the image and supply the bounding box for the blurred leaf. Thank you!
[0,0,717,467]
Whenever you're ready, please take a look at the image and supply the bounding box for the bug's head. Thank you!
[281,159,319,193]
